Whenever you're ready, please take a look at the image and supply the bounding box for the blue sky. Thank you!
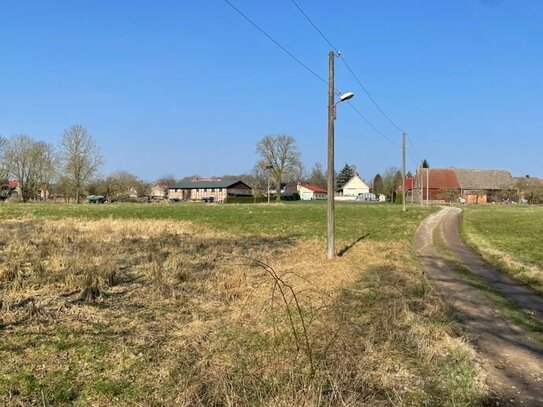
[1,0,542,181]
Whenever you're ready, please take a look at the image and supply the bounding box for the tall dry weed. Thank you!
[0,218,484,406]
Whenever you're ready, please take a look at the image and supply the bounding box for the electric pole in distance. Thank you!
[402,132,406,212]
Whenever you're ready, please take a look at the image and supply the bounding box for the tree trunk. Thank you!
[276,178,281,202]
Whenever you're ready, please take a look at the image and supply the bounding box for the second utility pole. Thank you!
[402,132,406,212]
[327,50,335,259]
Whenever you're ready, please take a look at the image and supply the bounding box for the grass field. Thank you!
[462,206,543,293]
[0,202,432,243]
[0,202,489,406]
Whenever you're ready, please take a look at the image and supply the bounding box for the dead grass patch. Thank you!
[0,217,486,406]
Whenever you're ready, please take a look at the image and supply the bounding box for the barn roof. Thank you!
[170,179,249,189]
[453,169,514,190]
[515,177,543,187]
[415,169,460,189]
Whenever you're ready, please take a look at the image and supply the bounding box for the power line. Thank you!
[223,0,405,149]
[347,103,401,147]
[222,0,328,86]
[288,0,406,133]
[405,135,424,172]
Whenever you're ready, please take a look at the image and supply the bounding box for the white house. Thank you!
[297,183,327,200]
[339,175,370,197]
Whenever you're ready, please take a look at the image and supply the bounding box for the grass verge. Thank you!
[461,206,543,294]
[433,222,543,348]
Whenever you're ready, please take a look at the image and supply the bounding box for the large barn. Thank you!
[407,168,517,203]
[168,178,252,203]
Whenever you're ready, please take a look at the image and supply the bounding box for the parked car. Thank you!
[88,195,107,204]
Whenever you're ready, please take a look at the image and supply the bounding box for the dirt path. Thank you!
[415,207,543,406]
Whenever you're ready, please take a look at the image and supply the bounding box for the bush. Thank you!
[226,193,300,204]
[281,192,300,201]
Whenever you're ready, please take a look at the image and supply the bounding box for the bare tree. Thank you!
[0,136,8,182]
[34,142,58,200]
[307,162,326,188]
[255,135,302,201]
[155,174,177,187]
[60,125,103,203]
[382,166,401,203]
[3,134,42,202]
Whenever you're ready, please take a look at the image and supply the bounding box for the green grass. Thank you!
[461,206,543,292]
[433,223,543,348]
[0,201,437,243]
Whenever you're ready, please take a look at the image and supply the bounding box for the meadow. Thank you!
[0,201,432,243]
[462,205,543,293]
[0,202,488,406]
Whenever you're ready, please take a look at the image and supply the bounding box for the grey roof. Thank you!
[515,177,542,187]
[453,169,515,190]
[170,179,245,189]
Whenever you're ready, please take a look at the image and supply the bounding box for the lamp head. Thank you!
[339,92,354,102]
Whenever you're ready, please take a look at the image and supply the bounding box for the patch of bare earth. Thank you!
[1,217,486,406]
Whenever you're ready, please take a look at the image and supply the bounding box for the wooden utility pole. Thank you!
[327,50,335,259]
[402,132,406,212]
[426,167,430,206]
[420,161,424,207]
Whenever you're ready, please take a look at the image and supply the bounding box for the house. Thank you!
[0,180,20,201]
[151,182,169,200]
[168,178,252,203]
[296,183,327,200]
[337,174,370,198]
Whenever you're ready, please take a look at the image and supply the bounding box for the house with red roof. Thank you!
[296,182,328,201]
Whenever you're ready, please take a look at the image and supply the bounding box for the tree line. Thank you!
[1,128,427,203]
[0,125,103,203]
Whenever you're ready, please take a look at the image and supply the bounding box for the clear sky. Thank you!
[1,0,542,181]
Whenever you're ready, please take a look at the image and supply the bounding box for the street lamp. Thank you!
[339,92,354,102]
[327,51,354,260]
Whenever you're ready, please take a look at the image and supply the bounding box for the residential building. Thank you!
[297,183,327,200]
[151,182,169,200]
[168,178,252,202]
[338,174,370,198]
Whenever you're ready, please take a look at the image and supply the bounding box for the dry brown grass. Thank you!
[0,218,485,406]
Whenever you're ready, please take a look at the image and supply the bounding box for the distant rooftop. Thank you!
[171,179,244,189]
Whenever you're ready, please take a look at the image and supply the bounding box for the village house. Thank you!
[296,182,327,201]
[150,182,169,201]
[168,178,252,203]
[336,174,370,201]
